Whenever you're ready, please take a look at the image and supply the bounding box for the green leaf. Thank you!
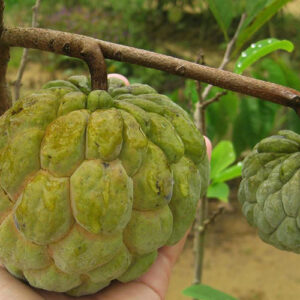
[183,284,237,300]
[184,79,199,104]
[205,88,239,140]
[232,95,279,156]
[210,141,236,179]
[243,0,269,29]
[235,0,292,53]
[213,162,243,183]
[206,0,234,40]
[207,182,230,202]
[234,38,294,74]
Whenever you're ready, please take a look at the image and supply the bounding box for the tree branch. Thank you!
[2,27,107,94]
[13,0,41,101]
[0,1,11,114]
[0,27,299,110]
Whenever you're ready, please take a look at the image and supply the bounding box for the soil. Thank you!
[166,201,300,300]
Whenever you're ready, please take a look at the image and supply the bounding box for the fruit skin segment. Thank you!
[0,75,209,296]
[239,130,300,253]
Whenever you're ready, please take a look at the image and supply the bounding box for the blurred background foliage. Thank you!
[4,0,300,157]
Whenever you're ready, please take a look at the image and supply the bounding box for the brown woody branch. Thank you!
[0,1,11,114]
[2,27,108,93]
[0,44,11,115]
[0,27,300,111]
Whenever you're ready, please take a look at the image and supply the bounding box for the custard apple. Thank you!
[239,130,300,252]
[0,75,209,296]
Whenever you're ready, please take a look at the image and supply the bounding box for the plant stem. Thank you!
[193,196,208,285]
[192,14,247,294]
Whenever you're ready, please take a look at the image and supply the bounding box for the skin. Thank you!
[0,75,212,300]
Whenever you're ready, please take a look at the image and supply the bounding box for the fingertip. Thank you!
[108,73,130,86]
[204,136,212,161]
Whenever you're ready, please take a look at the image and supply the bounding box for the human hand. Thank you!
[0,75,212,300]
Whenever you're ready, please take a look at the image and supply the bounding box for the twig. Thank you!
[195,49,206,65]
[202,13,247,100]
[202,91,227,109]
[193,196,207,285]
[192,14,247,292]
[13,0,41,101]
[197,207,225,234]
[193,14,247,130]
[0,27,299,110]
[218,13,247,71]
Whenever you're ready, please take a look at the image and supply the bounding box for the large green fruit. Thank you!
[0,75,209,296]
[239,130,300,252]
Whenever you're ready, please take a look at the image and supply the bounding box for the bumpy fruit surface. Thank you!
[239,130,300,253]
[0,75,209,296]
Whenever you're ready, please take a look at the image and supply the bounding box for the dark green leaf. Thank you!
[184,79,199,104]
[234,38,294,74]
[183,284,237,300]
[205,88,238,140]
[210,141,236,179]
[243,0,268,29]
[206,0,234,40]
[232,96,279,155]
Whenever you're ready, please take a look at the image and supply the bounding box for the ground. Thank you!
[166,201,300,300]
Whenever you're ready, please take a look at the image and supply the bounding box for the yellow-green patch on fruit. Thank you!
[15,171,73,245]
[123,206,173,255]
[86,108,123,161]
[70,160,133,234]
[41,110,89,177]
[0,75,209,296]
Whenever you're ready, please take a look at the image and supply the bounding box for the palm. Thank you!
[0,235,187,300]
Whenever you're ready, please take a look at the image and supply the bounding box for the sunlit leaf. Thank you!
[210,141,236,179]
[207,182,230,202]
[183,284,237,300]
[234,38,294,74]
[184,79,199,104]
[213,162,243,183]
[235,0,292,53]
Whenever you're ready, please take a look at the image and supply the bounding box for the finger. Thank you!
[107,73,130,86]
[204,135,212,161]
[100,281,161,300]
[0,267,43,300]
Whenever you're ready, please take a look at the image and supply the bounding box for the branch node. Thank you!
[176,65,186,75]
[114,50,123,61]
[62,43,71,55]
